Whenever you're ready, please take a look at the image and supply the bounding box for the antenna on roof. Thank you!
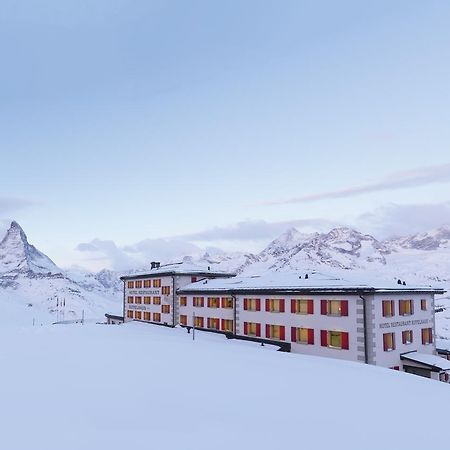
[403,281,406,286]
[208,266,210,271]
[305,274,309,279]
[397,279,402,285]
[299,275,302,279]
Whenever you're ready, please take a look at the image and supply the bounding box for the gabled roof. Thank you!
[400,351,450,372]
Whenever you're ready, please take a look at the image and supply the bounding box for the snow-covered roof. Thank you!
[400,351,450,371]
[178,271,445,295]
[120,262,236,281]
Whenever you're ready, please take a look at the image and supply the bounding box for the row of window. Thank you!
[127,311,162,322]
[179,315,234,332]
[182,297,234,308]
[127,279,162,289]
[382,328,433,351]
[128,296,162,305]
[382,299,427,317]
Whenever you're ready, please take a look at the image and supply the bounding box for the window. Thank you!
[193,297,204,307]
[244,322,261,337]
[291,299,314,314]
[399,300,413,316]
[144,280,151,288]
[222,319,234,332]
[207,297,220,308]
[421,299,427,311]
[135,280,143,289]
[153,279,161,288]
[127,296,134,304]
[180,297,187,307]
[135,311,142,320]
[153,296,161,305]
[320,330,349,350]
[321,300,348,316]
[180,315,187,326]
[144,312,151,321]
[383,332,395,351]
[162,286,171,295]
[144,296,151,305]
[153,312,161,322]
[244,298,260,311]
[382,300,395,317]
[194,316,204,328]
[291,327,314,344]
[207,318,220,330]
[127,281,134,289]
[161,305,170,314]
[265,299,285,313]
[402,330,413,345]
[422,328,433,345]
[135,296,142,304]
[265,324,286,340]
[221,297,233,309]
[127,310,133,319]
[191,276,197,283]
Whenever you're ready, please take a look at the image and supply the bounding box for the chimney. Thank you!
[397,279,402,285]
[403,281,406,286]
[151,261,161,270]
[305,274,309,279]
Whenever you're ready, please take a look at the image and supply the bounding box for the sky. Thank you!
[1,0,450,271]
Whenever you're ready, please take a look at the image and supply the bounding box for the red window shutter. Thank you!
[291,327,297,342]
[280,299,285,313]
[244,298,248,310]
[200,318,204,328]
[402,332,406,345]
[320,330,328,347]
[256,323,261,337]
[382,301,386,317]
[391,301,395,315]
[244,322,248,335]
[265,299,270,312]
[280,326,285,341]
[341,300,348,316]
[291,300,296,314]
[256,299,261,311]
[383,334,388,351]
[307,300,314,314]
[201,298,204,307]
[207,318,210,328]
[308,328,314,345]
[341,332,349,350]
[221,298,225,308]
[421,329,425,345]
[321,300,327,315]
[221,319,225,331]
[266,324,271,338]
[207,298,211,307]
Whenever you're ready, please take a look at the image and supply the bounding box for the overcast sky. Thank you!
[1,0,450,270]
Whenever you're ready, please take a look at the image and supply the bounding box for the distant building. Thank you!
[119,264,448,381]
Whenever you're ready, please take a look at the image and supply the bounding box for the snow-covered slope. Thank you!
[0,322,448,450]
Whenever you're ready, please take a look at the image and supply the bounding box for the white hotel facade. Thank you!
[120,262,449,381]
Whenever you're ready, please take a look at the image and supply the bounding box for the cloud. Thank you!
[264,163,450,205]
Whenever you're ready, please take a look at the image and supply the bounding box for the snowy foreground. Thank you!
[1,323,449,450]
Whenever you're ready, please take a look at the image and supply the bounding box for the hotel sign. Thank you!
[129,305,148,311]
[128,289,161,295]
[379,318,430,329]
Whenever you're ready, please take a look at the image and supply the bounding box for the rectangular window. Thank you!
[265,324,286,341]
[321,300,348,316]
[221,297,233,309]
[382,300,395,317]
[127,281,134,289]
[291,299,314,314]
[135,311,142,320]
[153,279,161,288]
[135,280,143,289]
[180,296,187,307]
[320,330,349,350]
[127,296,134,304]
[162,286,171,295]
[180,315,187,326]
[153,296,161,305]
[291,327,314,344]
[402,330,413,345]
[144,296,151,305]
[135,296,142,304]
[222,319,234,332]
[161,305,170,314]
[421,299,427,311]
[422,328,433,345]
[399,300,413,316]
[207,297,220,308]
[194,316,204,328]
[207,318,220,330]
[127,310,133,319]
[153,312,161,322]
[244,298,261,311]
[144,312,151,321]
[193,297,204,307]
[243,322,261,337]
[265,299,285,313]
[383,332,395,351]
[144,280,151,288]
